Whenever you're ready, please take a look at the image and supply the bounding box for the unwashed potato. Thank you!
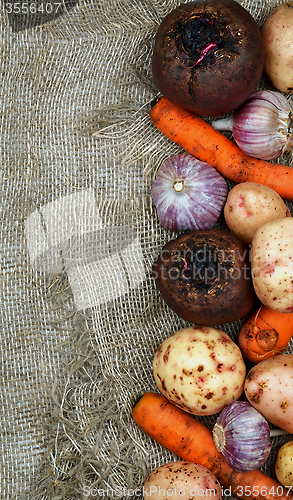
[224,182,290,244]
[251,217,293,313]
[143,461,222,500]
[262,1,293,93]
[244,353,293,433]
[153,325,246,416]
[275,441,293,487]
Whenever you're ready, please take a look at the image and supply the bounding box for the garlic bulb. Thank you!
[212,400,271,472]
[151,153,228,232]
[212,90,293,160]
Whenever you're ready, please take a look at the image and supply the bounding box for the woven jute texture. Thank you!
[2,0,293,498]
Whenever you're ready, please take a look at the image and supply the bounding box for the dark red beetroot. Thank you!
[152,0,265,117]
[152,230,255,326]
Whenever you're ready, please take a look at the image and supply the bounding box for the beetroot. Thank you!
[152,0,265,117]
[152,230,255,326]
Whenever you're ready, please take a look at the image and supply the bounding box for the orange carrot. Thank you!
[133,392,293,500]
[238,305,293,364]
[150,96,293,201]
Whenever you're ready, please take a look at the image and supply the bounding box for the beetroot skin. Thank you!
[152,0,265,117]
[152,230,255,326]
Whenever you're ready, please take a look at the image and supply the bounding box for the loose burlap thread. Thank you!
[1,0,293,498]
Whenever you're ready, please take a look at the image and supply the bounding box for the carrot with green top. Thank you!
[150,96,293,201]
[133,392,293,500]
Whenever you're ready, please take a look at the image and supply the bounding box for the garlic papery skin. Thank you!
[212,90,293,160]
[212,401,271,472]
[151,153,228,232]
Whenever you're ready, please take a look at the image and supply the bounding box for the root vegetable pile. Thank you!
[133,393,293,500]
[149,96,293,202]
[130,0,293,496]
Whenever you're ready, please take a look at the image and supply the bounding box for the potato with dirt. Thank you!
[224,182,290,244]
[275,440,293,487]
[244,353,293,433]
[251,218,293,313]
[153,325,246,416]
[262,1,293,93]
[143,461,222,499]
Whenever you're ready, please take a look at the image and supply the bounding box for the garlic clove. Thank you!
[212,90,293,161]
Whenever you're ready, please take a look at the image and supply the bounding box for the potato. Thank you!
[251,217,293,313]
[244,353,293,433]
[153,326,246,416]
[275,440,293,487]
[143,461,222,500]
[224,182,289,244]
[262,2,293,93]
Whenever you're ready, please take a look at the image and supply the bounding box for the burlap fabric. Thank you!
[2,0,293,498]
